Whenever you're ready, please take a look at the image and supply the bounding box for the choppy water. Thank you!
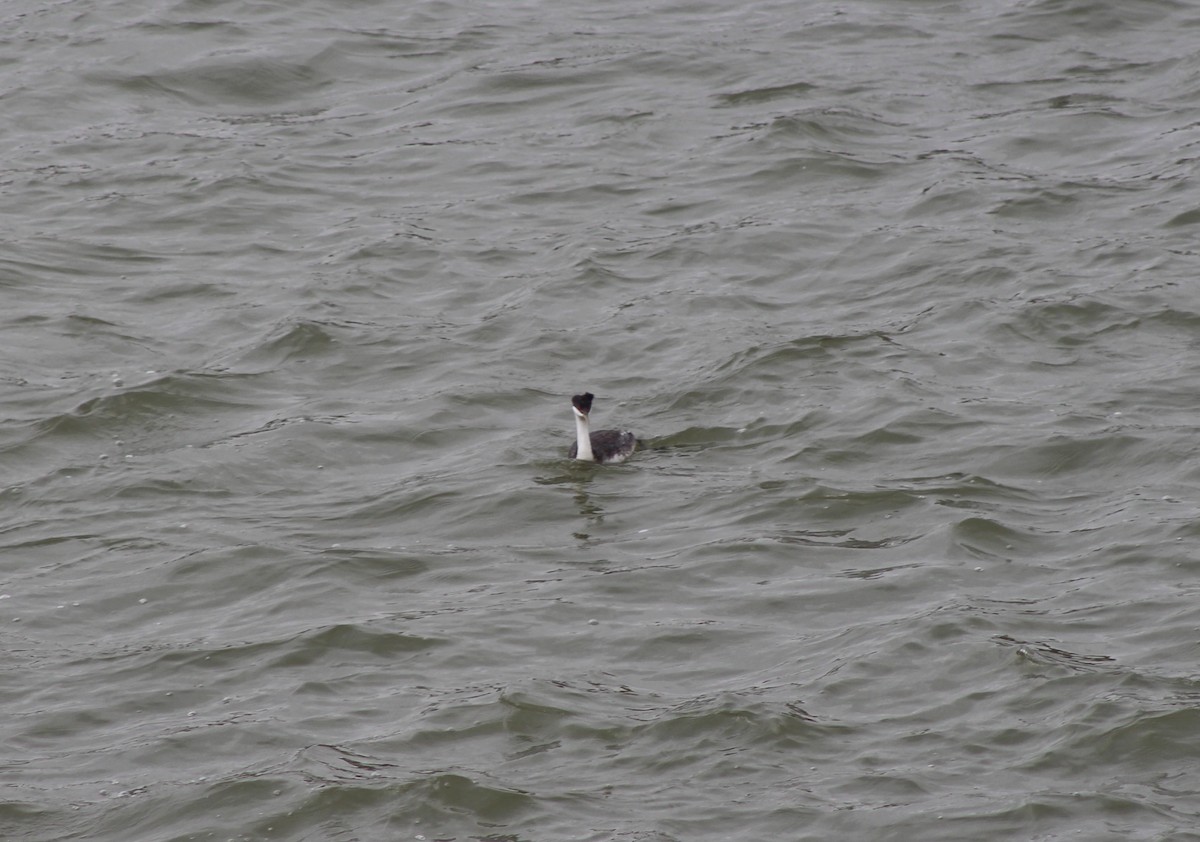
[5,0,1200,839]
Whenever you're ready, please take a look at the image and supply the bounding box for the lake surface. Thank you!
[4,0,1200,840]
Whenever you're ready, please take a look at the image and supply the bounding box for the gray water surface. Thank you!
[5,1,1200,840]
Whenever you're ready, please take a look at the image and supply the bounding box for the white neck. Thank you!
[573,411,594,461]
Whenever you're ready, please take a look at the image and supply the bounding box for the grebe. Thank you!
[568,392,637,464]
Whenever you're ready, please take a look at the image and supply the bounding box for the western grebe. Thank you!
[568,392,637,464]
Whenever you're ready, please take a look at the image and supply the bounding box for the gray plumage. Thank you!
[569,429,637,463]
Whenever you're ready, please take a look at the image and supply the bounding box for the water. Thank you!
[4,0,1200,839]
